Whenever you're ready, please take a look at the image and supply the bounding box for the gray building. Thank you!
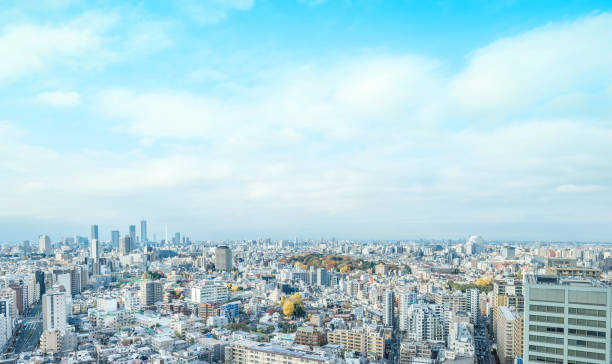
[90,224,98,242]
[140,220,148,243]
[215,246,232,271]
[383,290,394,327]
[120,235,132,256]
[129,225,136,245]
[111,230,120,248]
[524,275,612,364]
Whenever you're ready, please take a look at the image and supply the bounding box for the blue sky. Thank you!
[1,0,612,243]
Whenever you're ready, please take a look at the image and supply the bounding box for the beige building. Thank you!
[326,327,385,360]
[495,306,517,364]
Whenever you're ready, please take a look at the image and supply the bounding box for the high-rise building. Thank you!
[120,235,132,256]
[495,306,518,364]
[502,246,516,260]
[466,288,480,325]
[42,287,67,332]
[90,225,98,242]
[90,238,101,262]
[111,230,120,248]
[316,268,328,286]
[399,303,446,341]
[0,298,13,348]
[39,235,51,255]
[140,220,148,243]
[139,280,163,306]
[524,275,612,364]
[129,225,136,244]
[215,246,232,271]
[383,290,394,327]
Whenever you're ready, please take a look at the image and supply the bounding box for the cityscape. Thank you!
[2,1,612,364]
[0,228,611,364]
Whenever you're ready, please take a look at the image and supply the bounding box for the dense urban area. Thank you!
[0,223,610,364]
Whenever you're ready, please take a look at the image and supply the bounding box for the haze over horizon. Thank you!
[2,0,612,242]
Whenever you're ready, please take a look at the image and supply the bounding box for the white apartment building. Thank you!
[192,282,229,304]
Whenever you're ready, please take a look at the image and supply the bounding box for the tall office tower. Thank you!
[111,230,120,248]
[173,232,180,245]
[90,238,101,262]
[140,220,148,243]
[129,225,136,244]
[139,280,162,306]
[524,275,612,364]
[39,235,51,255]
[42,287,67,331]
[215,246,232,271]
[466,288,480,325]
[119,235,132,256]
[383,290,394,327]
[90,224,99,242]
[316,268,328,286]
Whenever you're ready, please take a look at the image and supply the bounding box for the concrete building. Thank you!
[225,340,332,364]
[192,283,229,304]
[494,306,517,364]
[90,238,101,262]
[466,288,480,325]
[39,235,51,255]
[383,290,394,327]
[524,275,612,364]
[215,246,232,271]
[139,280,162,306]
[327,327,385,360]
[120,235,132,256]
[42,287,67,331]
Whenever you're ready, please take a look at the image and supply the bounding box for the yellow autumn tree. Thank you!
[283,300,295,316]
[340,265,349,273]
[280,296,285,306]
[290,292,302,305]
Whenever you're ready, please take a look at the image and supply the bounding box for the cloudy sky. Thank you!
[1,0,612,243]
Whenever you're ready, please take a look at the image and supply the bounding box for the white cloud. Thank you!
[35,91,81,107]
[449,12,612,116]
[0,17,109,84]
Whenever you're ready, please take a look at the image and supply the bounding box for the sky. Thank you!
[1,0,612,243]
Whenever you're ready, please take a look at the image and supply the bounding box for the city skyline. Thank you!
[2,1,612,241]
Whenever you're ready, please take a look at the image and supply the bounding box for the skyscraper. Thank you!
[90,238,101,262]
[383,290,394,327]
[129,225,136,244]
[215,246,232,271]
[39,235,51,255]
[90,224,98,242]
[120,235,132,256]
[523,275,612,364]
[111,230,120,248]
[140,220,148,243]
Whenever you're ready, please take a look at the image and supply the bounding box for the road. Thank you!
[474,325,493,364]
[10,303,42,354]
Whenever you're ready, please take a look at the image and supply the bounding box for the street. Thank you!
[474,325,494,364]
[9,303,42,354]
